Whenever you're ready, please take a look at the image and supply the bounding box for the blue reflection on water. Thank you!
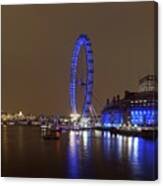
[67,131,93,178]
[66,130,157,180]
[67,131,79,178]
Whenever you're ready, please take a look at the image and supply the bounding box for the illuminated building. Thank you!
[101,75,158,128]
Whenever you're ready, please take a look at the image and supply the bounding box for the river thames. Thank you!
[1,125,157,180]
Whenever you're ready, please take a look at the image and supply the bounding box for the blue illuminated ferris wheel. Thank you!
[70,34,94,118]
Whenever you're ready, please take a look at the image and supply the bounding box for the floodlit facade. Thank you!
[101,75,158,128]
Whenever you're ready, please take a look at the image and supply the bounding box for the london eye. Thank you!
[70,34,94,121]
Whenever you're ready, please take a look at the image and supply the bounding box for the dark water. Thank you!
[1,125,158,180]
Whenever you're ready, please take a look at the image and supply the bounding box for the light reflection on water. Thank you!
[2,126,157,180]
[67,130,157,180]
[67,131,79,177]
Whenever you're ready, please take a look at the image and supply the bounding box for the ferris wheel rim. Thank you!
[70,34,94,117]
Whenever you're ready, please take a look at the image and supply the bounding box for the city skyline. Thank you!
[2,2,155,115]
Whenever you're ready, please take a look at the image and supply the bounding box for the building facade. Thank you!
[139,74,157,92]
[101,75,158,128]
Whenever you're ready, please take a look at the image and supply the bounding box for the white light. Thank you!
[70,113,80,122]
[79,117,90,128]
[82,131,88,147]
[18,111,23,117]
[137,127,142,131]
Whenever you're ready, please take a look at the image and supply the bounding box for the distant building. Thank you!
[101,75,158,128]
[138,74,157,92]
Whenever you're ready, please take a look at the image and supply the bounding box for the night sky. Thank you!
[2,2,155,115]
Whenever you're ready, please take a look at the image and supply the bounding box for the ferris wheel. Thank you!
[70,34,94,120]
